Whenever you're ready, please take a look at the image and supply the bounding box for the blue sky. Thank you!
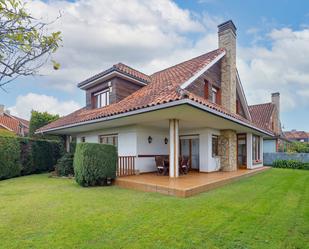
[1,0,309,131]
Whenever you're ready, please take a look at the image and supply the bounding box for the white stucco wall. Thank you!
[75,125,222,173]
[263,139,276,153]
[136,126,169,173]
[75,125,138,157]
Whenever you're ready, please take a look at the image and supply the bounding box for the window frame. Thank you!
[98,134,118,148]
[93,88,110,108]
[212,135,219,157]
[81,137,86,143]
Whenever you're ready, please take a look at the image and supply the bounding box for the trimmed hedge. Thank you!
[0,136,64,180]
[74,143,117,186]
[55,153,74,176]
[0,137,21,180]
[272,159,309,170]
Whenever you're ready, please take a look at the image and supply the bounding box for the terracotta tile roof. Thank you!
[249,103,275,131]
[37,48,273,135]
[0,113,29,135]
[78,63,150,88]
[284,130,309,140]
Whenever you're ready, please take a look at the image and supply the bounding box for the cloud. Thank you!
[20,0,308,116]
[8,93,81,119]
[27,0,208,91]
[238,27,309,112]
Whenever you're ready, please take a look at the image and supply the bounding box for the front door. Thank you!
[180,135,199,170]
[237,134,247,169]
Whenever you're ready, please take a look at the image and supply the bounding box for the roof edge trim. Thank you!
[36,98,273,137]
[180,50,226,90]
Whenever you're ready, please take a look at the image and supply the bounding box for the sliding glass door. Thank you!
[180,135,199,170]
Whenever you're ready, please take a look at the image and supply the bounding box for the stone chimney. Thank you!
[218,20,237,113]
[0,104,4,116]
[271,92,281,132]
[271,92,280,117]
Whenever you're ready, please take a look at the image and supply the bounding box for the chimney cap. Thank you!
[271,92,280,97]
[218,20,237,35]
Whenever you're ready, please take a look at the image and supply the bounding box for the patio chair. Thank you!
[179,156,189,175]
[155,156,168,176]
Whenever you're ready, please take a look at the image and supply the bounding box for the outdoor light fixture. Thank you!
[148,136,152,144]
[164,137,168,144]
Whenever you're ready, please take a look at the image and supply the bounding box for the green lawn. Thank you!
[0,169,308,249]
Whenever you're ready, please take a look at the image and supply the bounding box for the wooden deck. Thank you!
[115,167,270,197]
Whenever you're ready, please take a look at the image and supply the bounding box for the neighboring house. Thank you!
[37,20,276,178]
[249,93,289,152]
[284,130,309,143]
[0,104,29,136]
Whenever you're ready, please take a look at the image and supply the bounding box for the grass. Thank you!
[0,168,308,249]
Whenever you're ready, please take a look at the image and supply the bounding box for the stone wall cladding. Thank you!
[219,29,236,114]
[219,129,237,171]
[263,152,309,165]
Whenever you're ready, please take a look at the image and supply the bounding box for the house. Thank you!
[37,20,275,178]
[284,130,309,143]
[249,93,289,152]
[0,104,29,136]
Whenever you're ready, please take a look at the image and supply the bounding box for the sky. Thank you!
[1,0,309,131]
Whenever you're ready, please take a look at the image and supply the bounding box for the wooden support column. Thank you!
[169,119,179,178]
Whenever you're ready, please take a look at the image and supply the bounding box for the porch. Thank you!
[115,167,270,197]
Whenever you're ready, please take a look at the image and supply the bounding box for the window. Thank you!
[252,135,260,161]
[212,135,219,157]
[211,87,217,103]
[81,137,86,143]
[94,89,110,108]
[99,134,118,147]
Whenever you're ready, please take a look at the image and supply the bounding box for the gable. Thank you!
[185,59,221,99]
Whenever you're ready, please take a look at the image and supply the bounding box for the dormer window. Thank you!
[94,89,110,108]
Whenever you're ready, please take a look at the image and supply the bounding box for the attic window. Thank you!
[94,89,110,108]
[211,86,221,104]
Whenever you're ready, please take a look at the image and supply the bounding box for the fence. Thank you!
[263,152,309,165]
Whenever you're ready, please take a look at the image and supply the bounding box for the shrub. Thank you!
[0,137,21,179]
[18,138,63,174]
[0,136,64,180]
[272,159,309,170]
[74,143,117,186]
[55,153,74,176]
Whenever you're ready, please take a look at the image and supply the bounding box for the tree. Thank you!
[29,110,59,138]
[288,141,309,153]
[0,0,62,90]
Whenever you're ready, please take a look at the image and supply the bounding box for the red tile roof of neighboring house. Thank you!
[248,103,275,131]
[0,113,29,135]
[284,130,309,140]
[37,48,273,135]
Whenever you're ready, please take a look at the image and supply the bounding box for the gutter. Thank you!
[36,98,273,137]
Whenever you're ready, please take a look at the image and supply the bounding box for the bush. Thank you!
[0,137,21,179]
[19,138,63,174]
[74,143,117,186]
[55,153,74,176]
[272,159,309,170]
[0,136,64,180]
